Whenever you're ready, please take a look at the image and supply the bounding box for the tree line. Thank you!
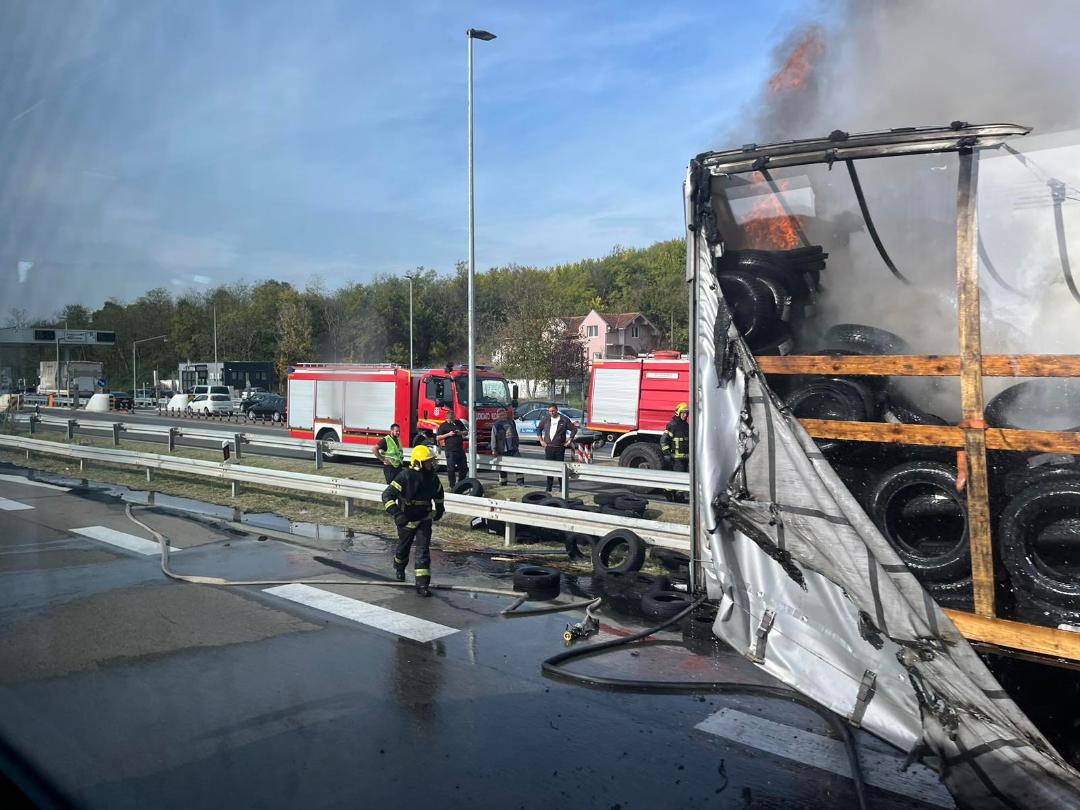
[5,238,687,393]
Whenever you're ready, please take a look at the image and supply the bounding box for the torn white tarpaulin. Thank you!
[686,171,1080,808]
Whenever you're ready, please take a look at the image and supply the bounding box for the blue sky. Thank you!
[1,0,821,316]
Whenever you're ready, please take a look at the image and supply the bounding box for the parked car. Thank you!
[187,393,234,414]
[515,406,597,444]
[516,400,570,416]
[240,387,267,401]
[189,385,232,399]
[246,393,287,422]
[240,391,273,414]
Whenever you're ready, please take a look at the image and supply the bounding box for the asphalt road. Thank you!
[0,468,954,809]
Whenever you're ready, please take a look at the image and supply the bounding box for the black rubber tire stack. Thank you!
[866,460,973,605]
[998,477,1080,627]
[714,246,827,356]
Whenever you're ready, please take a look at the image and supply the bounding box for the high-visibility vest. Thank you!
[384,435,404,467]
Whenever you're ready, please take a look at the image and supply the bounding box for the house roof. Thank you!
[559,310,658,332]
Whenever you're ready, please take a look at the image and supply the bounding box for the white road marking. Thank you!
[72,526,173,556]
[0,474,69,492]
[0,497,34,511]
[695,707,954,808]
[264,584,458,643]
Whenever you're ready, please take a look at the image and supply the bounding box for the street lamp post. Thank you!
[466,26,495,477]
[406,271,420,370]
[134,335,168,405]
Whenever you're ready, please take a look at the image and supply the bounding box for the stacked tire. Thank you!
[715,247,826,356]
[865,460,973,608]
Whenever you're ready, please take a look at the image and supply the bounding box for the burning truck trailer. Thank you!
[685,122,1080,806]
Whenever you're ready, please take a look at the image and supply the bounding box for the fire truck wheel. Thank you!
[618,443,665,470]
[822,323,911,356]
[512,566,561,600]
[592,529,647,575]
[451,478,484,497]
[1000,478,1080,608]
[316,429,338,459]
[868,461,970,581]
[522,490,550,505]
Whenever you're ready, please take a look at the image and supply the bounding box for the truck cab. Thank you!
[413,366,516,451]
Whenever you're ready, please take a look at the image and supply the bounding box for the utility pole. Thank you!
[466,27,496,476]
[212,306,218,375]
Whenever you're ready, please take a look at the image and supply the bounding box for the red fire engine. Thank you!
[586,352,689,468]
[287,363,517,452]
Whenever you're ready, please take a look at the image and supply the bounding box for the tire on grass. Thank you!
[451,477,484,497]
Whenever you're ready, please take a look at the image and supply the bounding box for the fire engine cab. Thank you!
[287,363,517,452]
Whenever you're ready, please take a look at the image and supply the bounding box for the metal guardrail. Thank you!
[16,412,690,494]
[0,433,691,551]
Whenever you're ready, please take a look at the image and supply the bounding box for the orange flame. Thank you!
[742,173,803,250]
[768,29,825,97]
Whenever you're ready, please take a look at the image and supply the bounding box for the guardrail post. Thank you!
[111,423,122,446]
[231,481,241,498]
[79,458,85,472]
[66,419,76,440]
[504,521,516,548]
[315,442,324,470]
[560,463,570,499]
[167,427,177,452]
[145,468,152,483]
[234,434,243,459]
[344,497,354,518]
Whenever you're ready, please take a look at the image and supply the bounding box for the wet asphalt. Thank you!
[0,467,949,809]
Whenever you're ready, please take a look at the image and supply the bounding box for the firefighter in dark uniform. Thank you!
[436,416,469,488]
[660,402,690,473]
[381,443,445,596]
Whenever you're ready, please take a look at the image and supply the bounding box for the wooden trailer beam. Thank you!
[757,354,1080,377]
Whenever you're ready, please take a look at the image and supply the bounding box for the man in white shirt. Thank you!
[537,404,577,493]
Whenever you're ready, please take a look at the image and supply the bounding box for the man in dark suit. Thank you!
[436,416,469,488]
[537,403,577,493]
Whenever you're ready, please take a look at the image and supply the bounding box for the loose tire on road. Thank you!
[868,461,970,582]
[592,529,647,575]
[451,477,484,497]
[618,443,665,470]
[641,589,694,620]
[512,565,561,600]
[999,479,1080,608]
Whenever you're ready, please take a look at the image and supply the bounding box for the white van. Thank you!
[191,385,232,399]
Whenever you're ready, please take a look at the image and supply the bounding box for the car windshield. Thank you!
[454,377,511,407]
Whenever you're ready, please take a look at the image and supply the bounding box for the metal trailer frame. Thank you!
[688,122,1080,665]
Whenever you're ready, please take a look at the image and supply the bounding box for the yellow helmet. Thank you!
[410,444,437,467]
[675,402,689,415]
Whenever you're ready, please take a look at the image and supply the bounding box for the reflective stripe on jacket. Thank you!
[660,417,690,460]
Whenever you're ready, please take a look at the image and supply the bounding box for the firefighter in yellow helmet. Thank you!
[381,443,445,596]
[660,402,690,473]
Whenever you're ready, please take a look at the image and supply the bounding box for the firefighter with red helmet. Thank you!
[381,443,445,597]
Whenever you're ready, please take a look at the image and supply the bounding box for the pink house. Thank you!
[562,310,662,361]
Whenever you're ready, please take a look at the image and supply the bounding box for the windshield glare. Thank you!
[455,377,511,407]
